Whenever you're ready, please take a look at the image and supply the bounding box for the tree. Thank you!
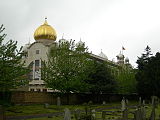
[0,25,28,103]
[136,46,160,96]
[116,67,137,94]
[85,61,117,94]
[42,40,92,94]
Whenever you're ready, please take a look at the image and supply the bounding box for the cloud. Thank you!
[1,0,160,67]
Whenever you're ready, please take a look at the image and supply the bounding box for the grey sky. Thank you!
[1,0,160,67]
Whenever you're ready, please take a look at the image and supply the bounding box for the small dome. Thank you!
[59,38,68,44]
[99,51,108,59]
[125,57,129,63]
[34,18,57,41]
[116,53,124,59]
[76,40,84,47]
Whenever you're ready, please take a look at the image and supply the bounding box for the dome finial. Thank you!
[44,17,48,25]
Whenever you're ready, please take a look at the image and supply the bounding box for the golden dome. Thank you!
[34,18,57,41]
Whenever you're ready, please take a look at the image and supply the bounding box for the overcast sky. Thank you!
[1,0,160,67]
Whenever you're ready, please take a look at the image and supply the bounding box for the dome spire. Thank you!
[44,17,48,25]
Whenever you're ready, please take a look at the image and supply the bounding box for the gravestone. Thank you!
[102,111,106,120]
[126,99,129,106]
[134,108,142,120]
[139,97,142,106]
[150,106,156,120]
[64,108,71,120]
[141,106,146,120]
[91,109,96,120]
[74,108,81,120]
[102,101,106,105]
[44,103,49,108]
[142,100,145,106]
[121,99,126,111]
[57,97,61,106]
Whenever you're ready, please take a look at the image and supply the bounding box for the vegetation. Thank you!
[0,25,28,104]
[42,40,92,93]
[85,61,117,94]
[136,46,160,96]
[5,102,160,120]
[116,66,137,94]
[42,40,119,95]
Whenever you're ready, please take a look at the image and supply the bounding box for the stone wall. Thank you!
[11,91,138,104]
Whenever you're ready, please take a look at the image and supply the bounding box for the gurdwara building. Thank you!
[22,18,131,92]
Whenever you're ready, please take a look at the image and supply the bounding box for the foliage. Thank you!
[85,61,117,94]
[42,40,92,93]
[116,66,137,94]
[0,25,28,103]
[136,46,160,96]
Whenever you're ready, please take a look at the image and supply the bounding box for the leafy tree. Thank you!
[136,46,160,96]
[42,40,92,94]
[116,67,137,94]
[0,25,28,103]
[85,61,117,94]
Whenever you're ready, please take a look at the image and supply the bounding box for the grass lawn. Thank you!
[5,101,160,120]
[5,101,124,116]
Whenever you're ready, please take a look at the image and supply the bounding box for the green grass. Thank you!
[6,104,84,116]
[5,102,160,120]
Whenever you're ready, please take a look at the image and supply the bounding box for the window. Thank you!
[43,89,47,92]
[36,50,39,54]
[30,89,34,91]
[35,60,40,67]
[36,89,41,92]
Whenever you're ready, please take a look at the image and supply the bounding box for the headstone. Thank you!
[134,108,142,120]
[126,99,129,106]
[44,103,49,108]
[142,100,145,106]
[150,106,156,120]
[64,108,71,120]
[141,106,146,120]
[102,101,106,105]
[102,111,106,120]
[74,108,81,120]
[91,109,96,120]
[121,99,126,111]
[139,97,142,106]
[57,97,61,106]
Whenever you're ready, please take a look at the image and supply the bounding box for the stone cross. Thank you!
[64,108,71,120]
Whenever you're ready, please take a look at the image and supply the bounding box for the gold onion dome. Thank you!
[34,18,57,41]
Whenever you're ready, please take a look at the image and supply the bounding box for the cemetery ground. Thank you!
[4,100,160,120]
